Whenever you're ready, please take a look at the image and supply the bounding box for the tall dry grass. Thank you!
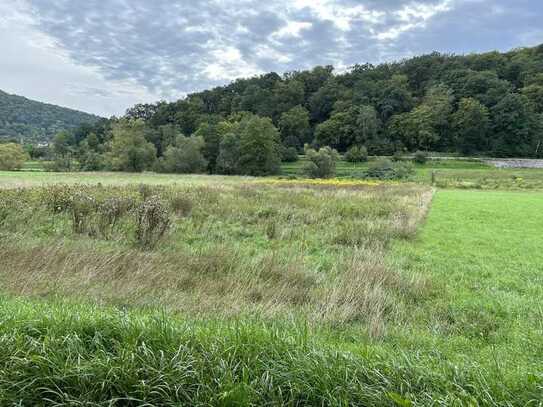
[0,181,433,334]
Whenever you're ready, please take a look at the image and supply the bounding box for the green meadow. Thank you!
[0,163,542,405]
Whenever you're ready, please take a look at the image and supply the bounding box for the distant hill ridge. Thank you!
[0,90,101,143]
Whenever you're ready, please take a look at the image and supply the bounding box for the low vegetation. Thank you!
[0,177,542,404]
[0,181,431,324]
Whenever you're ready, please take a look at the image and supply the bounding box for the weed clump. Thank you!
[70,191,96,234]
[135,196,171,248]
[169,193,192,217]
[97,196,135,238]
[42,184,76,213]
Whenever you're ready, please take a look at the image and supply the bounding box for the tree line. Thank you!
[41,44,543,175]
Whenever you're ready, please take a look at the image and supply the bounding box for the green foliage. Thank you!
[377,74,415,121]
[366,159,414,179]
[52,131,76,157]
[0,143,28,170]
[278,105,310,148]
[216,133,241,175]
[491,93,540,157]
[388,85,453,151]
[281,146,299,162]
[356,105,380,148]
[302,146,340,178]
[0,89,100,143]
[106,120,157,172]
[30,43,543,173]
[344,145,368,163]
[452,98,490,154]
[194,122,221,172]
[413,150,428,164]
[155,135,208,174]
[44,157,74,172]
[521,84,543,113]
[238,115,281,176]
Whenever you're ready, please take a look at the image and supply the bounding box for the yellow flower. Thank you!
[255,178,391,188]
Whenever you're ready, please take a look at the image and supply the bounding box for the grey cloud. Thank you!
[20,0,543,104]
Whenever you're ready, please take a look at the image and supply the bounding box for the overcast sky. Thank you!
[1,0,541,117]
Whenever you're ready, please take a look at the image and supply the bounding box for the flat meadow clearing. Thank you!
[0,168,542,404]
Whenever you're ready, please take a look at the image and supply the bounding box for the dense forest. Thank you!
[0,90,100,143]
[48,44,543,175]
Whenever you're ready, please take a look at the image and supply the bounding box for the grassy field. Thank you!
[12,157,543,190]
[0,168,542,404]
[390,190,543,400]
[284,156,543,190]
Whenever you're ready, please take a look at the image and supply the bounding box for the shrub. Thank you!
[79,151,104,171]
[366,159,395,179]
[281,147,299,162]
[366,159,414,180]
[301,146,340,179]
[97,196,135,238]
[155,135,208,174]
[134,196,171,248]
[413,150,428,164]
[344,146,368,163]
[0,143,28,170]
[42,184,76,213]
[393,161,415,179]
[70,192,96,234]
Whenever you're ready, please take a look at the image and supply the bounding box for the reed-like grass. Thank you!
[1,296,534,406]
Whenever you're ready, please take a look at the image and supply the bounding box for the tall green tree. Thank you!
[377,75,414,121]
[238,116,281,176]
[194,122,221,173]
[452,98,490,154]
[278,105,310,149]
[52,131,76,158]
[315,105,380,151]
[216,133,241,175]
[272,80,305,119]
[491,94,540,157]
[106,120,157,172]
[356,105,380,147]
[521,85,543,113]
[156,135,207,174]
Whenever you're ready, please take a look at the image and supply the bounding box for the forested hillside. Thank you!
[60,44,543,174]
[0,90,100,143]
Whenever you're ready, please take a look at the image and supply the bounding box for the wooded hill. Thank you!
[57,44,543,175]
[0,90,100,143]
[121,44,543,157]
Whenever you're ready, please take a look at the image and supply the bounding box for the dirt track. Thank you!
[485,159,543,168]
